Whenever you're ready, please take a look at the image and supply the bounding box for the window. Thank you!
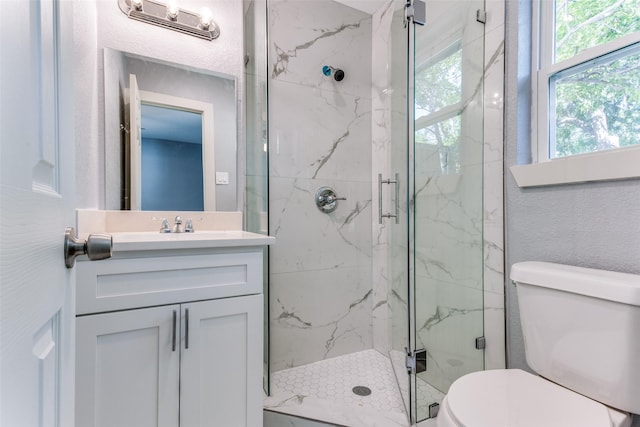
[533,0,640,161]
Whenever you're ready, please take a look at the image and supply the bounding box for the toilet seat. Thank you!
[438,369,630,427]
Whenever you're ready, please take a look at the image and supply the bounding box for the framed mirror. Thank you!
[103,48,237,211]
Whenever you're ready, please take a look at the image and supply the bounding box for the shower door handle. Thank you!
[378,174,383,224]
[379,173,400,224]
[393,174,399,224]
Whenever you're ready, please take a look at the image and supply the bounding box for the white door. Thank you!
[0,1,76,426]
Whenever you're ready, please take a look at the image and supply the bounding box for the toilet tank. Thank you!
[511,262,640,414]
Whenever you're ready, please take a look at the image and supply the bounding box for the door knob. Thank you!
[64,227,112,268]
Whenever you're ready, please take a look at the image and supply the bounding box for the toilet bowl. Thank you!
[436,369,631,427]
[436,262,640,427]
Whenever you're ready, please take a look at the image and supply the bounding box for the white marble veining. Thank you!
[268,0,374,372]
[269,80,372,182]
[415,279,484,392]
[266,0,506,422]
[269,0,373,100]
[269,177,372,275]
[270,267,373,370]
[409,0,507,394]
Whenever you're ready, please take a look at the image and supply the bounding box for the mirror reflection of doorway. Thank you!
[140,105,204,211]
[128,73,216,211]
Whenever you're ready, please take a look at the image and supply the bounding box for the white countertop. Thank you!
[109,230,275,252]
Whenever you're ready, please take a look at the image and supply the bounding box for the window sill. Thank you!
[510,146,640,188]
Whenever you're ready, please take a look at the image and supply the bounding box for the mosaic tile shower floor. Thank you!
[264,349,445,427]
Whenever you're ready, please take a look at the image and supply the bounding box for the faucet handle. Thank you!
[185,218,194,233]
[160,218,171,233]
[172,216,184,233]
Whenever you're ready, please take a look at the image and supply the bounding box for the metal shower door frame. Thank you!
[406,4,418,423]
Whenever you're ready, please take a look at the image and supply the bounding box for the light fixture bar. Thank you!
[118,0,220,41]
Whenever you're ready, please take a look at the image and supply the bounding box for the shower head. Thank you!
[322,65,345,82]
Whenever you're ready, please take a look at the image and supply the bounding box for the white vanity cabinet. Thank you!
[75,235,272,427]
[179,296,262,427]
[76,304,181,427]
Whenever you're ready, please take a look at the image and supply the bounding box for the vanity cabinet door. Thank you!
[76,305,181,427]
[179,295,263,427]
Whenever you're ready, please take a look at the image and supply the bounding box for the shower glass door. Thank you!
[387,0,412,420]
[411,0,485,421]
[243,0,269,393]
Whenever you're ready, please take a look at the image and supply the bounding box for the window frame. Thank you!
[512,0,640,187]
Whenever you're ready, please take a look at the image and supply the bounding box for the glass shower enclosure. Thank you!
[246,0,487,423]
[389,0,486,421]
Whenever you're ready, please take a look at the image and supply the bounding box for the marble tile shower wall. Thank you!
[268,0,374,371]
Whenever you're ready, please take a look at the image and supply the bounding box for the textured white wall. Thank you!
[504,1,640,422]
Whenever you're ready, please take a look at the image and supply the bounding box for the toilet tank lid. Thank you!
[511,262,640,306]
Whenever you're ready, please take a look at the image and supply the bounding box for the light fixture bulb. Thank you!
[166,0,179,20]
[131,0,143,10]
[199,7,212,29]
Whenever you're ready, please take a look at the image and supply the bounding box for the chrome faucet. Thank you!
[158,216,194,233]
[172,216,184,233]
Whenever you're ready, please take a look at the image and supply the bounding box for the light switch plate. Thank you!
[215,171,229,185]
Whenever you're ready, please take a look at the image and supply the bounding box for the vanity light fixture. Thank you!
[117,0,220,41]
[166,0,179,20]
[199,7,212,30]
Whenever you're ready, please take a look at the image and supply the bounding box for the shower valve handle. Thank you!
[315,187,346,213]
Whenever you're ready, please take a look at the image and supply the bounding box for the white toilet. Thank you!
[437,261,640,427]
